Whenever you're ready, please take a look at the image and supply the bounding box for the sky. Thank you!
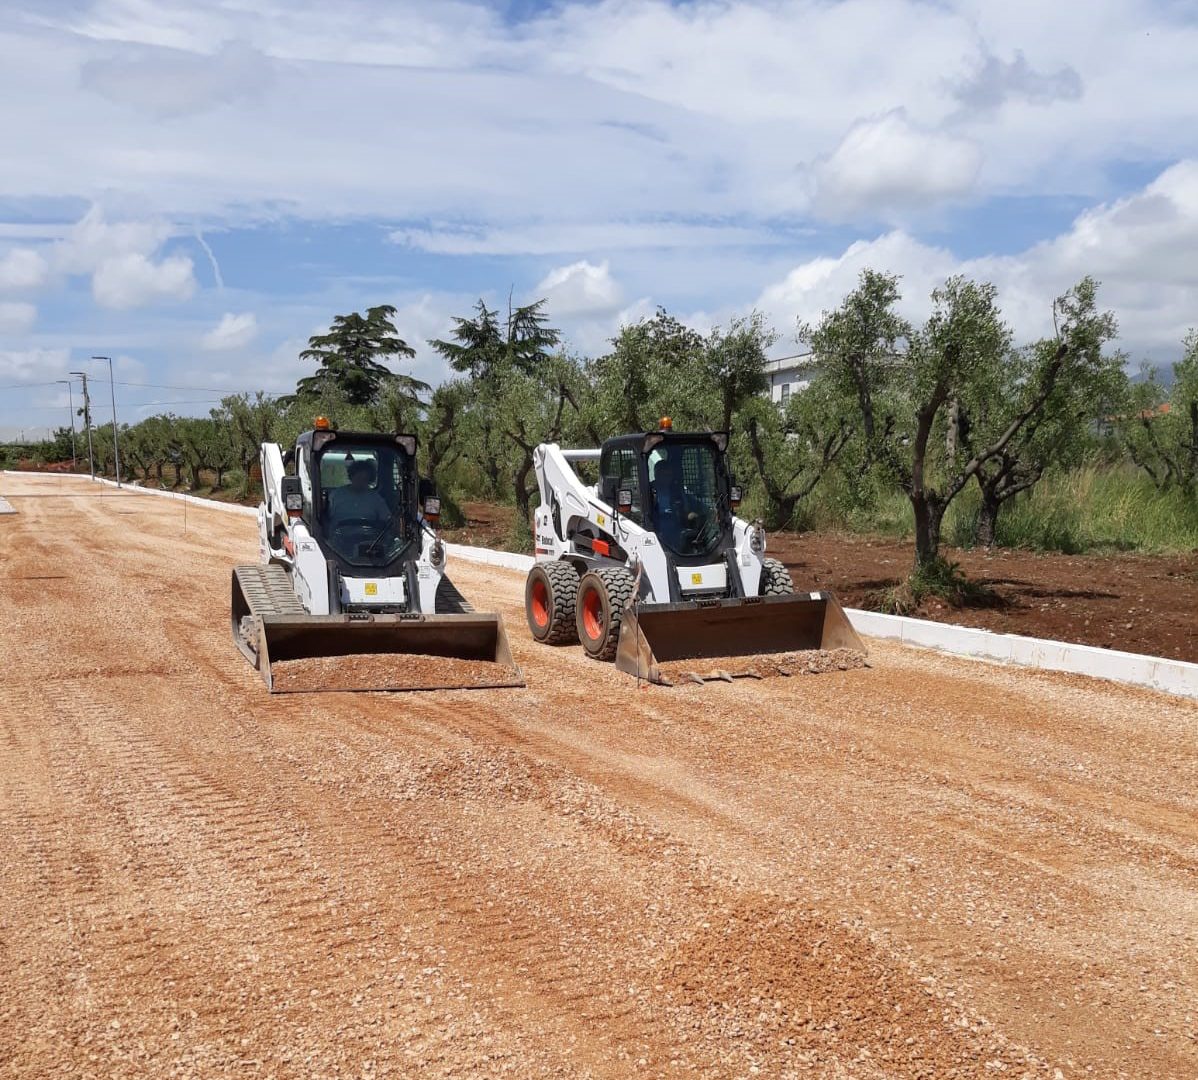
[2,0,1197,439]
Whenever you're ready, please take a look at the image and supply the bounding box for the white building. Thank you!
[764,354,821,406]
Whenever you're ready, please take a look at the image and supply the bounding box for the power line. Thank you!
[0,398,228,413]
[0,378,277,395]
[109,379,278,395]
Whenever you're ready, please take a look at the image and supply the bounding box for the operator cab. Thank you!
[292,429,426,573]
[598,429,738,562]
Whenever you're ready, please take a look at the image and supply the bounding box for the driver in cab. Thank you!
[329,457,390,529]
[650,455,693,549]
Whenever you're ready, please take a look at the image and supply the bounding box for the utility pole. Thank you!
[56,379,78,468]
[69,371,95,479]
[92,356,121,486]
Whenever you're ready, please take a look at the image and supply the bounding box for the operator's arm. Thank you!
[369,492,392,525]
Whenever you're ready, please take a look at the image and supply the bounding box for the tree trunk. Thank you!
[976,489,1000,549]
[945,398,960,458]
[912,495,944,571]
[215,466,226,489]
[513,451,534,523]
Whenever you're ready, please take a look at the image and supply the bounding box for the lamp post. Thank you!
[69,371,95,479]
[55,379,77,468]
[92,356,121,486]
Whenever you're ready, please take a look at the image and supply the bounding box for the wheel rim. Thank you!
[581,585,605,641]
[530,578,550,628]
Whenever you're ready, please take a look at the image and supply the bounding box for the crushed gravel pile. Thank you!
[658,646,868,682]
[271,652,523,692]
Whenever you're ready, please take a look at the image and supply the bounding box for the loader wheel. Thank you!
[525,562,580,645]
[576,568,635,662]
[761,557,795,596]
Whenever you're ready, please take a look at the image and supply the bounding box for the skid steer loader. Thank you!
[232,420,523,692]
[523,420,864,684]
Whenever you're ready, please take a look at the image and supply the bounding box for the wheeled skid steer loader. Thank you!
[523,421,864,685]
[232,421,523,692]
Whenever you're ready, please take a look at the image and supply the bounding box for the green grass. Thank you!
[784,464,1198,556]
[989,466,1198,554]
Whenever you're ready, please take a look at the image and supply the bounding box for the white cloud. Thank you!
[394,221,780,256]
[808,110,982,222]
[0,0,1187,245]
[202,311,258,350]
[0,301,36,334]
[758,159,1198,356]
[52,206,172,275]
[0,346,69,381]
[92,251,196,309]
[535,260,623,317]
[81,40,273,118]
[0,248,49,291]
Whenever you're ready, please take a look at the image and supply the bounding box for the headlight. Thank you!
[749,524,764,553]
[429,539,446,568]
[284,492,302,511]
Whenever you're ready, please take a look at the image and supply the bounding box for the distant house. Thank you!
[764,354,821,406]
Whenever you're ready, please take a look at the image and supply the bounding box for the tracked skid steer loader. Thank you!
[232,421,523,693]
[523,421,864,685]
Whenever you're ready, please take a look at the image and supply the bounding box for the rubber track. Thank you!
[232,563,306,615]
[434,573,474,614]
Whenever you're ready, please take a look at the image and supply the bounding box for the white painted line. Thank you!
[11,472,1192,700]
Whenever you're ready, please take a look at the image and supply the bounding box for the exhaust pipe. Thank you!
[614,591,865,685]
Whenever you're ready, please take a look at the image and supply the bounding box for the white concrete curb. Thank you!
[0,495,14,514]
[8,471,1194,700]
[2,470,254,519]
[76,473,258,518]
[445,542,534,573]
[844,608,1198,700]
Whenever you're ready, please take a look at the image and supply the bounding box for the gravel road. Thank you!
[2,473,1196,1079]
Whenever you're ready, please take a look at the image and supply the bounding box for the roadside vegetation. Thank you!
[8,273,1197,609]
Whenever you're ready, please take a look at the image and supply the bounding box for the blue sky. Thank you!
[2,0,1198,438]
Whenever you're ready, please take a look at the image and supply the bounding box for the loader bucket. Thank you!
[614,591,865,685]
[239,611,525,693]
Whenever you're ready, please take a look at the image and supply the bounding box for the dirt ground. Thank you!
[2,472,1197,1079]
[769,532,1198,665]
[446,502,1198,664]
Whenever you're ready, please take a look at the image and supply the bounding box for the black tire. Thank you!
[576,567,635,662]
[525,561,580,644]
[760,557,795,596]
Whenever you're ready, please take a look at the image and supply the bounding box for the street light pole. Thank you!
[56,379,77,468]
[69,371,95,479]
[92,356,121,487]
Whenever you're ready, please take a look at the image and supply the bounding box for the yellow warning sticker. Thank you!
[365,582,378,596]
[691,572,703,585]
[597,513,606,526]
